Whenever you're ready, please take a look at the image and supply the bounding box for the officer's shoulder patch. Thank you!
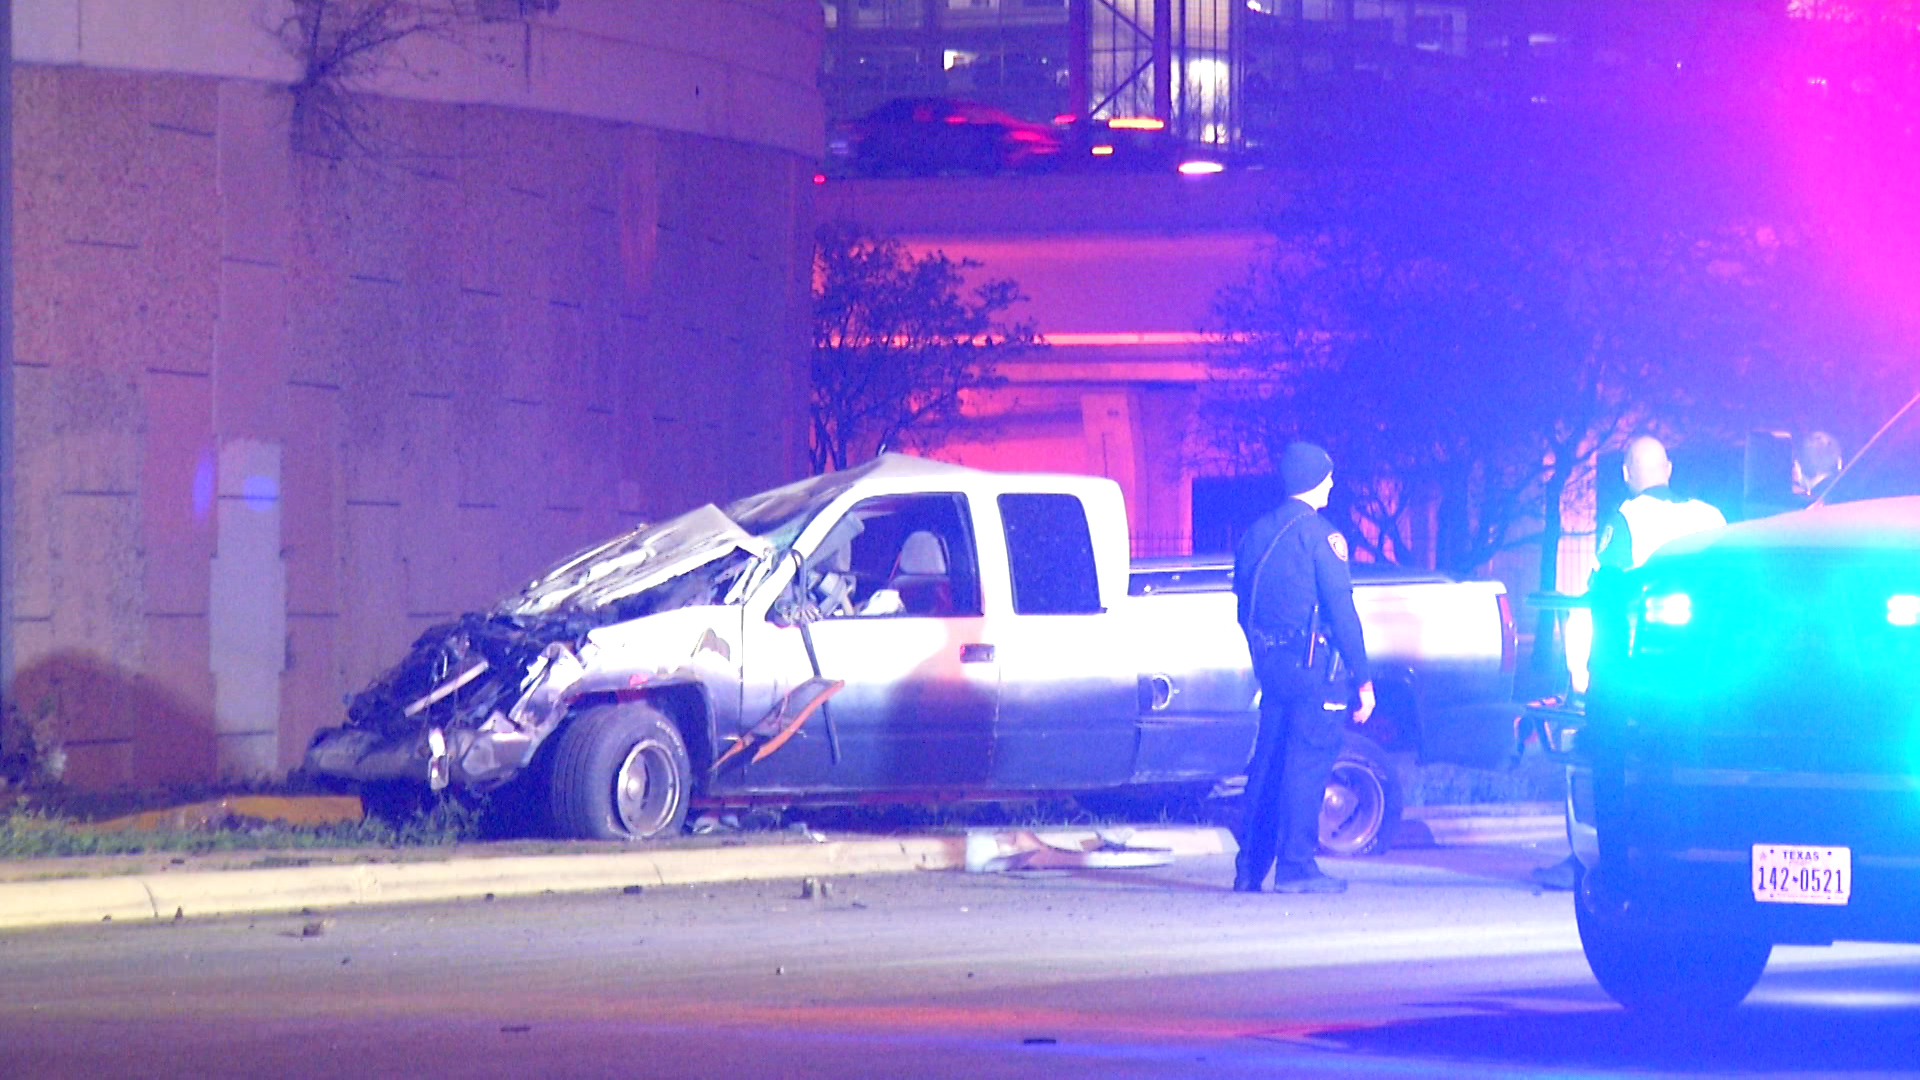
[1328,532,1349,562]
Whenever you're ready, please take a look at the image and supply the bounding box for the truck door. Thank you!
[988,492,1137,789]
[740,492,999,793]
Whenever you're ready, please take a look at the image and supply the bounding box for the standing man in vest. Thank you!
[1540,434,1725,889]
[1231,442,1375,894]
[1594,435,1728,573]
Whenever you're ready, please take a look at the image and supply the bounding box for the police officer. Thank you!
[1594,435,1727,573]
[1231,442,1375,894]
[1792,430,1843,505]
[1538,434,1725,890]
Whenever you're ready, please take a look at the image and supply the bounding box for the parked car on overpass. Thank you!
[848,96,1063,176]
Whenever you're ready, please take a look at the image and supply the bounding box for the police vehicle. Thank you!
[1565,393,1920,1012]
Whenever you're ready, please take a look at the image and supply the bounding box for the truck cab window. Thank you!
[779,493,982,621]
[999,493,1102,615]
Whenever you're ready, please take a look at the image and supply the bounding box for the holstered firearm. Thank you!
[1304,601,1349,686]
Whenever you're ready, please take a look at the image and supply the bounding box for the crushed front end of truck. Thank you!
[303,504,770,796]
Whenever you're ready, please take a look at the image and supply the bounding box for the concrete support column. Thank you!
[1080,388,1140,541]
[210,81,294,779]
[209,439,285,777]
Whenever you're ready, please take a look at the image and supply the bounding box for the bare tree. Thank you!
[274,0,558,157]
[1203,204,1798,579]
[809,223,1036,473]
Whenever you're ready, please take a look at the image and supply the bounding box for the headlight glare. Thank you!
[1888,594,1920,627]
[1643,591,1692,627]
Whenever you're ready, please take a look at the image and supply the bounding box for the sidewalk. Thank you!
[0,805,1562,932]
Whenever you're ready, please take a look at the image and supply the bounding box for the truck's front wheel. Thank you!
[1576,881,1771,1013]
[548,702,692,841]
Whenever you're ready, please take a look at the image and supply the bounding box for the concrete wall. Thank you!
[9,2,822,787]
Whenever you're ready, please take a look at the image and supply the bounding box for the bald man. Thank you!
[1564,436,1724,694]
[1541,435,1725,890]
[1594,436,1727,572]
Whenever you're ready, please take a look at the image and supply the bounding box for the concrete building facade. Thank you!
[7,0,824,788]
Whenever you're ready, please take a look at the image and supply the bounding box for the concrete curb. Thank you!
[0,807,1559,932]
[0,826,1234,932]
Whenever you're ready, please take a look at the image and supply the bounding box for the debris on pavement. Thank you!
[962,828,1175,873]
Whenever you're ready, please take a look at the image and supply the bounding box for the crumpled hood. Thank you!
[505,504,770,617]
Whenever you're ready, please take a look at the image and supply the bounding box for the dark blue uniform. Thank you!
[1231,498,1371,889]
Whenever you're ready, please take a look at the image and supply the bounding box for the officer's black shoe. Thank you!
[1270,864,1347,894]
[1231,876,1264,893]
[1531,855,1581,892]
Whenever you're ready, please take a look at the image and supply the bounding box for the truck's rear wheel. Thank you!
[1576,881,1771,1013]
[548,702,692,841]
[1319,732,1402,857]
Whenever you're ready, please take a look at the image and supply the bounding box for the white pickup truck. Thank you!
[305,455,1519,848]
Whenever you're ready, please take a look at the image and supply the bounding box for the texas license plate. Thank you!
[1752,844,1851,905]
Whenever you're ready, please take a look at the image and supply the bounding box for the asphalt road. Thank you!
[3,842,1918,1079]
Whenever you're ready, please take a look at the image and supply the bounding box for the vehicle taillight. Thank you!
[1497,591,1517,675]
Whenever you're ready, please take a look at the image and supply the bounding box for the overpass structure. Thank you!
[815,167,1297,556]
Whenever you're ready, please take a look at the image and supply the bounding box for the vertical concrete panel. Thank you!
[10,365,57,624]
[285,157,352,390]
[215,81,292,267]
[138,614,217,783]
[12,69,66,372]
[282,384,341,615]
[281,384,344,760]
[139,90,220,377]
[1135,384,1197,556]
[279,614,337,773]
[448,505,509,614]
[1081,390,1141,520]
[44,491,143,787]
[209,439,285,778]
[336,279,409,507]
[341,503,407,691]
[140,371,214,617]
[398,395,460,621]
[214,258,289,439]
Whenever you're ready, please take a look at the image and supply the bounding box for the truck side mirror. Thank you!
[1742,430,1796,519]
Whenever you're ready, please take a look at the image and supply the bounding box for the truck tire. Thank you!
[1576,883,1772,1013]
[547,702,692,841]
[1319,732,1402,857]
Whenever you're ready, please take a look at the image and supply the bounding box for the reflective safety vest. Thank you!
[1617,494,1726,569]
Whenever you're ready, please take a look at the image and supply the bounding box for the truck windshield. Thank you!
[1822,395,1920,505]
[721,457,893,552]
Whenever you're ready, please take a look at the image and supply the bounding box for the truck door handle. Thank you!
[1140,673,1175,712]
[960,643,995,664]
